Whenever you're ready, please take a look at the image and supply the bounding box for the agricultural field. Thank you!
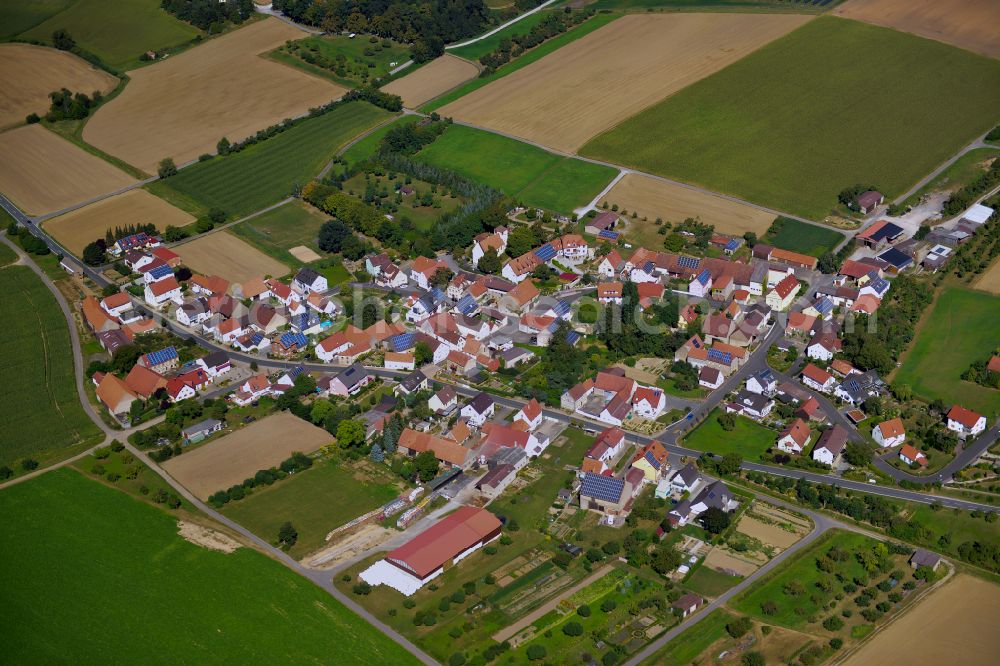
[682,408,775,460]
[0,43,118,129]
[842,574,1000,665]
[425,11,620,113]
[83,18,343,173]
[761,217,844,257]
[271,34,410,87]
[449,10,551,62]
[229,200,329,267]
[0,124,136,215]
[162,412,332,500]
[592,0,835,8]
[18,0,200,70]
[0,469,420,664]
[974,255,1000,295]
[602,173,776,239]
[834,0,1000,60]
[894,286,1000,414]
[380,54,478,108]
[582,17,1000,219]
[221,458,401,559]
[151,101,392,219]
[416,124,616,214]
[43,189,194,256]
[0,265,101,469]
[439,13,812,154]
[0,0,74,39]
[173,231,290,284]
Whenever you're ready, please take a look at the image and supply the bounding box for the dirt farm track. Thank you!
[0,43,118,130]
[438,13,812,154]
[173,231,289,283]
[83,18,343,173]
[834,0,1000,61]
[162,412,333,500]
[0,125,136,216]
[381,54,479,109]
[43,189,194,256]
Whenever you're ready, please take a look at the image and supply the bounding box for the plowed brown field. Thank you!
[43,189,194,255]
[834,0,1000,60]
[173,231,289,282]
[163,412,332,500]
[439,13,812,154]
[83,18,343,173]
[0,44,118,130]
[0,125,136,215]
[602,173,775,236]
[381,54,479,108]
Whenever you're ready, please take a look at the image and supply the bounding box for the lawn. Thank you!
[682,408,775,460]
[650,608,735,666]
[450,10,552,62]
[0,265,101,469]
[684,564,743,597]
[424,12,620,112]
[762,217,844,257]
[341,115,418,167]
[0,469,419,664]
[0,238,16,267]
[230,199,330,267]
[894,285,1000,415]
[221,458,400,558]
[19,0,200,70]
[271,34,410,87]
[416,124,616,214]
[903,147,1000,206]
[581,17,1000,219]
[0,0,73,39]
[153,101,394,220]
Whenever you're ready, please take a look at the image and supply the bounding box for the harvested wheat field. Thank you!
[163,413,332,500]
[83,18,343,173]
[973,256,1000,295]
[0,125,136,215]
[834,0,1000,60]
[439,13,812,154]
[843,574,1000,665]
[702,548,761,577]
[289,245,321,263]
[604,173,775,236]
[43,189,194,255]
[381,54,479,108]
[173,231,289,283]
[0,44,118,130]
[736,515,802,549]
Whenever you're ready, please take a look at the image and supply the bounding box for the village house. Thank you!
[428,386,458,415]
[699,366,723,390]
[801,363,835,393]
[100,292,133,321]
[857,220,904,250]
[598,250,626,279]
[630,441,670,484]
[873,418,906,448]
[585,211,621,236]
[124,364,167,400]
[409,256,448,290]
[471,228,508,267]
[94,373,139,419]
[669,464,703,496]
[461,392,495,427]
[727,390,774,421]
[776,418,811,454]
[833,369,881,406]
[806,332,841,361]
[138,346,178,374]
[765,274,799,311]
[513,398,543,431]
[746,369,777,397]
[292,267,328,295]
[632,386,666,419]
[82,296,119,333]
[946,405,987,439]
[395,370,429,396]
[562,369,638,426]
[899,444,927,467]
[326,364,372,397]
[812,426,849,466]
[144,276,182,307]
[398,428,473,468]
[579,472,632,518]
[667,480,738,527]
[182,418,224,444]
[672,594,703,618]
[581,426,626,475]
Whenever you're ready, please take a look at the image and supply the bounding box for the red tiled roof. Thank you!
[780,418,811,447]
[948,405,984,429]
[772,274,799,298]
[802,363,833,385]
[877,418,905,439]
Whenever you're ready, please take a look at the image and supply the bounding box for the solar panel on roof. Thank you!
[598,230,619,240]
[552,300,570,317]
[696,269,711,285]
[581,473,624,502]
[678,256,700,269]
[250,332,265,344]
[691,338,702,349]
[565,330,580,345]
[148,264,173,279]
[430,287,445,301]
[145,346,177,366]
[725,239,739,251]
[708,349,733,364]
[390,332,416,351]
[644,451,661,470]
[534,244,557,261]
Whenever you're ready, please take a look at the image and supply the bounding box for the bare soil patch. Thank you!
[289,244,321,263]
[603,173,776,236]
[177,520,242,553]
[439,13,812,154]
[736,515,802,549]
[83,18,344,173]
[702,548,762,577]
[843,574,1000,665]
[0,43,118,130]
[834,0,1000,60]
[306,523,397,568]
[163,412,332,500]
[381,54,478,108]
[173,231,289,283]
[43,189,194,256]
[0,125,136,215]
[973,256,1000,295]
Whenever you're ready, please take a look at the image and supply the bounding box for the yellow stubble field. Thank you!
[381,54,479,108]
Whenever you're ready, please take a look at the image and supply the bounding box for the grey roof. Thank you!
[675,463,701,487]
[398,370,427,393]
[500,346,534,363]
[836,369,881,402]
[910,549,940,568]
[815,426,849,456]
[202,350,230,368]
[490,446,527,468]
[335,363,369,390]
[294,267,321,286]
[735,390,772,413]
[434,385,457,404]
[185,418,223,435]
[751,368,776,386]
[693,480,732,510]
[478,464,515,490]
[466,391,495,414]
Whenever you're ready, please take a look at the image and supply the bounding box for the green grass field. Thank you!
[450,11,551,62]
[903,147,1000,207]
[589,0,833,9]
[683,408,775,460]
[0,238,16,267]
[582,17,1000,219]
[416,124,616,214]
[230,200,330,267]
[271,34,410,87]
[763,218,843,257]
[153,102,394,219]
[684,565,743,597]
[894,286,1000,415]
[0,469,419,663]
[732,530,875,628]
[0,0,73,38]
[221,459,400,558]
[650,608,735,666]
[19,0,200,70]
[341,116,418,167]
[0,265,101,468]
[424,12,620,112]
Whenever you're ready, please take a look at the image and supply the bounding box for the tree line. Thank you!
[161,0,254,32]
[478,10,593,73]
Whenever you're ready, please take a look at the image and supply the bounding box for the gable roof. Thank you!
[96,374,137,412]
[520,398,542,422]
[772,274,799,298]
[82,296,118,331]
[124,364,167,398]
[780,418,811,446]
[947,405,984,429]
[815,425,849,456]
[802,363,834,385]
[876,418,905,439]
[386,506,501,579]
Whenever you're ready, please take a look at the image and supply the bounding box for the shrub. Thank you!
[438,598,450,612]
[449,627,463,638]
[727,616,753,638]
[352,582,371,596]
[451,591,465,604]
[830,638,843,650]
[449,653,466,666]
[601,599,617,613]
[562,621,584,637]
[577,604,591,617]
[823,616,844,631]
[526,645,546,661]
[742,652,765,666]
[761,600,778,616]
[402,599,416,609]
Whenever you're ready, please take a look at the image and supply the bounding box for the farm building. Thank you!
[857,220,905,250]
[359,507,502,595]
